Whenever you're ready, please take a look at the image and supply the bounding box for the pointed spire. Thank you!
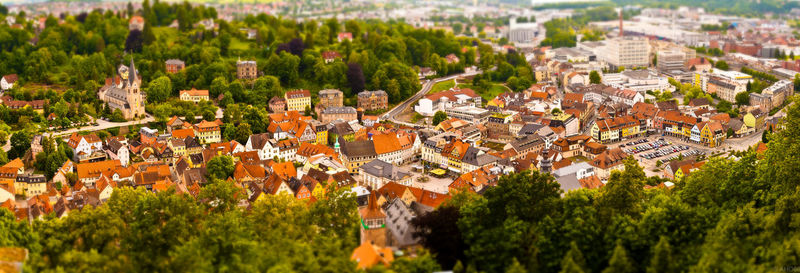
[129,55,137,86]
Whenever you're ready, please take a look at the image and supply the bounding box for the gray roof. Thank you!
[461,147,499,166]
[518,123,545,135]
[360,159,409,180]
[165,59,184,65]
[385,198,422,247]
[552,162,594,177]
[555,173,582,193]
[340,138,376,158]
[358,90,387,98]
[322,106,357,115]
[319,89,343,97]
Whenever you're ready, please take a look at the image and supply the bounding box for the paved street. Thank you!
[384,70,482,128]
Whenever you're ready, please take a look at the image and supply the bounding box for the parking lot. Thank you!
[610,135,711,177]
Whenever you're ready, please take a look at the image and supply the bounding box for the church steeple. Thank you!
[128,56,137,87]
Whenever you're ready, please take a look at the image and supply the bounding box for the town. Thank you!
[0,0,799,272]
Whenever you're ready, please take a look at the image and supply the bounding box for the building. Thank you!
[67,133,105,163]
[0,74,17,91]
[446,106,491,125]
[338,32,353,42]
[98,59,145,120]
[657,50,686,72]
[706,76,744,103]
[339,138,378,174]
[236,60,257,80]
[179,88,210,103]
[357,90,389,111]
[129,15,144,31]
[165,59,185,74]
[601,36,650,70]
[750,80,794,112]
[590,148,628,179]
[320,107,358,123]
[285,89,311,112]
[508,17,538,44]
[590,115,645,143]
[415,89,482,116]
[603,70,672,94]
[318,89,344,109]
[322,51,342,63]
[359,159,412,189]
[193,120,221,144]
[268,97,286,113]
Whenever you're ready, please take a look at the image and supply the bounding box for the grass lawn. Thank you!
[229,37,251,51]
[481,141,507,151]
[153,27,179,46]
[458,83,509,103]
[428,79,456,94]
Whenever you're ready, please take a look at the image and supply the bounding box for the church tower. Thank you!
[126,57,143,118]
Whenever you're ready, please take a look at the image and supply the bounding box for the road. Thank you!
[383,70,482,128]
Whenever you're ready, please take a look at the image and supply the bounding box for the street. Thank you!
[384,70,482,128]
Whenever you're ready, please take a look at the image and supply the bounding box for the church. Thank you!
[98,58,146,120]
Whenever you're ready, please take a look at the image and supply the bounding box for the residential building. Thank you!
[359,159,412,189]
[744,108,767,130]
[0,74,17,91]
[236,60,257,80]
[322,51,342,63]
[67,133,105,163]
[590,115,645,143]
[285,89,311,112]
[320,107,358,123]
[268,97,286,113]
[179,88,209,103]
[445,106,491,125]
[129,15,144,31]
[193,120,221,144]
[657,50,686,72]
[105,139,129,167]
[590,148,629,179]
[339,138,378,174]
[749,80,794,111]
[318,89,344,109]
[357,90,389,111]
[165,59,185,74]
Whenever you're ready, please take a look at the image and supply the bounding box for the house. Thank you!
[76,160,124,186]
[384,198,429,249]
[339,138,377,174]
[165,59,185,74]
[552,162,599,193]
[743,108,767,130]
[590,148,628,179]
[445,54,460,64]
[686,57,712,72]
[320,107,357,123]
[67,133,105,162]
[318,89,344,109]
[236,60,257,80]
[418,67,436,78]
[105,139,130,167]
[338,32,353,42]
[193,120,221,144]
[322,51,342,64]
[359,159,412,189]
[357,90,389,111]
[285,89,311,112]
[268,97,287,113]
[179,88,209,103]
[129,15,145,31]
[1,74,17,91]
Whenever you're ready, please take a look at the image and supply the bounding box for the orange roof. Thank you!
[180,88,209,97]
[361,191,385,219]
[129,15,144,24]
[76,160,122,179]
[271,162,296,179]
[172,128,195,139]
[194,120,219,131]
[372,133,402,155]
[351,241,394,269]
[3,158,24,170]
[530,92,548,99]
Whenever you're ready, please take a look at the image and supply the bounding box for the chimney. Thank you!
[619,8,624,37]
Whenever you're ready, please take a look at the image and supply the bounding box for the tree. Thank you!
[589,70,602,84]
[506,258,527,273]
[714,60,729,70]
[390,251,442,273]
[595,157,645,218]
[206,156,235,180]
[562,242,587,272]
[762,129,770,144]
[432,111,448,125]
[412,205,466,268]
[125,30,144,53]
[602,242,635,273]
[147,76,172,103]
[735,92,750,106]
[647,237,675,273]
[8,131,31,159]
[551,108,562,115]
[346,63,366,94]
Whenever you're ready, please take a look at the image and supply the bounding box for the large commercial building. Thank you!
[601,36,650,70]
[508,17,538,44]
[656,50,686,72]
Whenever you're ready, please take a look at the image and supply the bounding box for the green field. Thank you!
[153,26,180,46]
[458,83,509,103]
[428,80,456,94]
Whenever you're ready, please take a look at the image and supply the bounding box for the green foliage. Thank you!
[589,71,601,84]
[147,76,172,103]
[602,242,635,273]
[432,111,448,125]
[735,92,750,105]
[206,155,235,180]
[741,67,778,82]
[714,60,729,70]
